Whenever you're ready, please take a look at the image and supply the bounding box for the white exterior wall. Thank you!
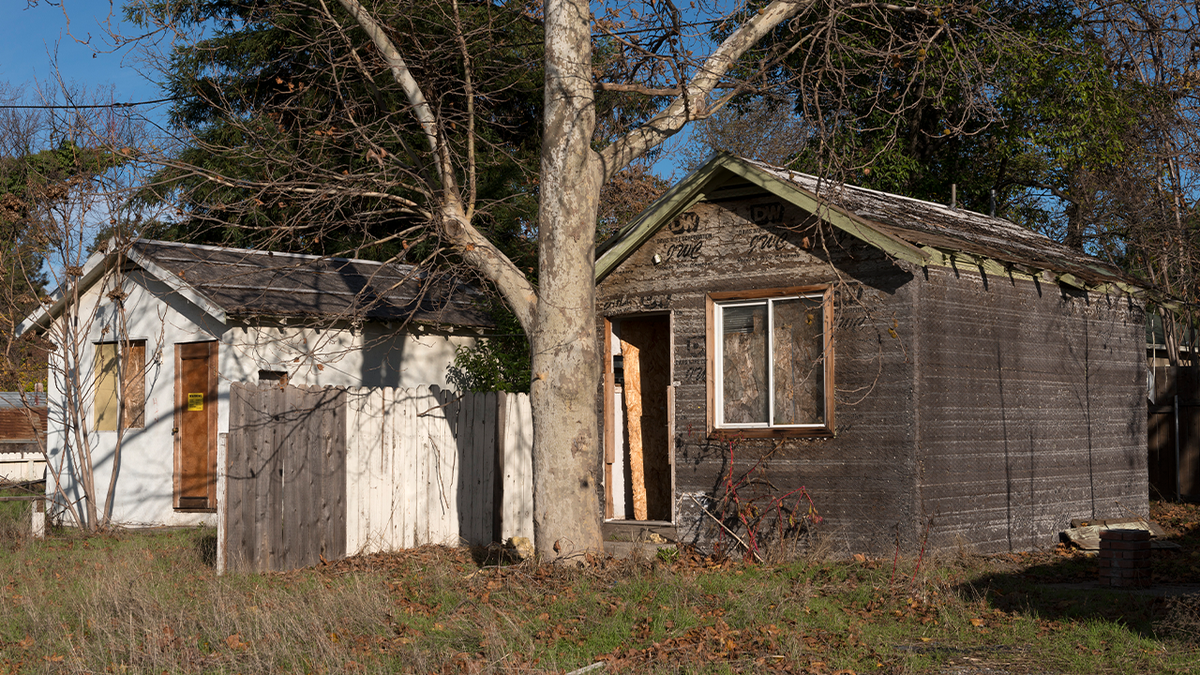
[45,268,473,528]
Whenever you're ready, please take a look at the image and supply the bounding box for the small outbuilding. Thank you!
[0,391,47,482]
[595,154,1148,554]
[19,239,490,528]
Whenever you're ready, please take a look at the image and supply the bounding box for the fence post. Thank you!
[216,431,227,574]
[30,496,44,539]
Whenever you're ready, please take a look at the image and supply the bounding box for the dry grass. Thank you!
[0,503,1197,673]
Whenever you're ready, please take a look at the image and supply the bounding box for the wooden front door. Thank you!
[175,341,218,510]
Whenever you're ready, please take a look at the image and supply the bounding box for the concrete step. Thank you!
[603,540,676,560]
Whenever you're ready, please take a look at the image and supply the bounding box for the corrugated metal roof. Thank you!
[129,240,493,327]
[0,392,46,409]
[746,161,1134,287]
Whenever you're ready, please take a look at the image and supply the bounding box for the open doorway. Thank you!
[605,315,673,522]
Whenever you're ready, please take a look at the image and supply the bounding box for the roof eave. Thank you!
[15,240,229,338]
[15,248,112,338]
[595,153,733,283]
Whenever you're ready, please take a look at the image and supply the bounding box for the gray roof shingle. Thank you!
[131,240,493,327]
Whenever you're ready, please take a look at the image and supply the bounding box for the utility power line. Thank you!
[0,97,176,110]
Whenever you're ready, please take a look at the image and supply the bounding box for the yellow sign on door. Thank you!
[187,393,204,411]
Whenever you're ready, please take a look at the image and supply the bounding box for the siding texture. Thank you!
[914,266,1147,553]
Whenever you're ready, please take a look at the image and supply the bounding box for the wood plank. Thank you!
[381,387,397,551]
[481,391,497,545]
[497,393,510,539]
[280,388,299,569]
[417,386,433,545]
[394,387,411,548]
[300,387,321,568]
[244,385,263,572]
[267,385,285,571]
[422,385,439,544]
[216,431,227,573]
[226,384,248,572]
[399,386,417,547]
[438,388,460,545]
[620,332,648,520]
[366,387,386,554]
[458,392,476,545]
[603,319,615,519]
[252,387,271,571]
[344,388,363,556]
[328,386,347,562]
[517,394,534,540]
[667,384,676,523]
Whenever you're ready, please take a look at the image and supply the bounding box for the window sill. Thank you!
[709,427,834,440]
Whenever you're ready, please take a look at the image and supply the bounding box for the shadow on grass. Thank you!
[196,530,218,567]
[955,500,1200,641]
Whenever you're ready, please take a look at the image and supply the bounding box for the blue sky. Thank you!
[1,1,695,177]
[1,1,161,106]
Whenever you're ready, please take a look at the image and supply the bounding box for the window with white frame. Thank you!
[710,287,833,435]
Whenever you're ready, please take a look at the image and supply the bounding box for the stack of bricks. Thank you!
[1098,528,1152,588]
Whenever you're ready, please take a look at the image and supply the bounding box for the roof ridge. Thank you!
[744,157,1046,239]
[132,238,416,269]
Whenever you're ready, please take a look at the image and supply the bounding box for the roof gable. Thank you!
[596,154,1139,293]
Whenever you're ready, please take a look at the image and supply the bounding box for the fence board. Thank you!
[436,388,461,544]
[1148,367,1200,500]
[414,386,433,544]
[479,392,497,546]
[281,388,300,568]
[326,387,347,562]
[267,386,285,571]
[344,388,364,555]
[501,393,534,542]
[297,387,318,568]
[224,383,533,572]
[224,385,247,571]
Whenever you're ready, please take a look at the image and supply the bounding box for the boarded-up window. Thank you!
[712,287,833,434]
[95,341,146,431]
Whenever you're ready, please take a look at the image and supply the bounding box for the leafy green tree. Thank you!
[699,0,1136,247]
[130,0,545,262]
[1,138,123,391]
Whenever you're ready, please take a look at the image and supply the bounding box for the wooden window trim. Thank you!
[706,285,835,439]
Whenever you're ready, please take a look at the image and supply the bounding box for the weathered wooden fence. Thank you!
[221,384,533,573]
[1148,366,1200,501]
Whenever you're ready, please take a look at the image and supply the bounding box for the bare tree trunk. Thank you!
[531,0,605,559]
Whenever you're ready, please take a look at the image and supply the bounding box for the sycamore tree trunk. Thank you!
[335,0,812,560]
[531,0,605,559]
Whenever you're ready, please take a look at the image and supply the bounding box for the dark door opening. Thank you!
[606,315,673,522]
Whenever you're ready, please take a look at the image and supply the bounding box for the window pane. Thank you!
[722,304,768,424]
[95,341,146,431]
[95,343,120,432]
[772,297,825,425]
[124,342,146,429]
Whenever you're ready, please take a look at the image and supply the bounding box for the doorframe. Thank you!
[602,312,675,524]
[173,340,219,511]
